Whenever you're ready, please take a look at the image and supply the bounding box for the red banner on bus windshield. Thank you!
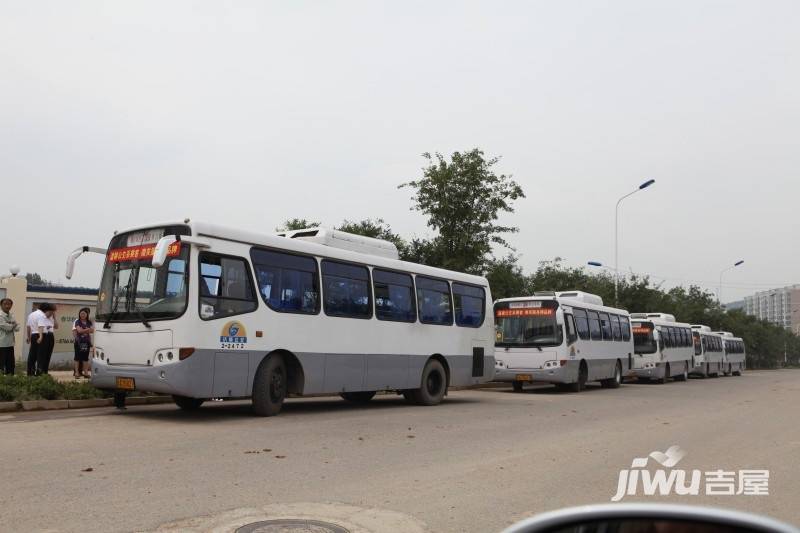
[107,242,181,263]
[495,308,554,318]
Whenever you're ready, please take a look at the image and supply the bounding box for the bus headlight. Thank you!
[543,360,559,369]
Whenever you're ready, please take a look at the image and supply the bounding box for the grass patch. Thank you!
[0,374,110,401]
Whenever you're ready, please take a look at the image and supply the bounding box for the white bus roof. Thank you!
[275,227,399,260]
[109,220,488,286]
[496,291,628,315]
[690,325,720,334]
[631,314,691,328]
[630,312,676,322]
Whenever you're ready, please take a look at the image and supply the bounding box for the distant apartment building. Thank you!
[743,285,800,333]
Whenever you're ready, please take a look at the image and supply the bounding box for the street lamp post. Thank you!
[718,260,744,305]
[615,179,655,306]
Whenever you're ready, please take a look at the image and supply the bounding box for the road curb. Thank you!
[0,401,20,412]
[0,396,170,412]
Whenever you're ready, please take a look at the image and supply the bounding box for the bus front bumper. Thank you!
[494,362,578,384]
[90,358,208,398]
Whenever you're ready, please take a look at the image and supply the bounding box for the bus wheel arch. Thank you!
[602,359,622,389]
[567,359,588,392]
[403,355,448,406]
[429,353,451,390]
[251,351,292,417]
[261,349,305,396]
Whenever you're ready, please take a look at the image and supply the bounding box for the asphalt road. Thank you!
[2,370,798,533]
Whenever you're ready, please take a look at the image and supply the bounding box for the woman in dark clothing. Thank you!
[73,307,94,378]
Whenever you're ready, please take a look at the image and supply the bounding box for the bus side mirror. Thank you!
[152,235,178,268]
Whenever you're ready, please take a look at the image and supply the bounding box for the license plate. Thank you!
[116,377,135,391]
[516,374,533,382]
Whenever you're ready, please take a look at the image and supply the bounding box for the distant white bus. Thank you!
[66,221,495,415]
[629,313,694,383]
[714,331,746,376]
[493,291,633,392]
[689,325,724,377]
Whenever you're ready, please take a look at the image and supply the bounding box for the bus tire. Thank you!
[657,363,670,384]
[340,391,376,403]
[567,361,587,393]
[405,358,447,406]
[601,361,622,389]
[674,362,688,382]
[172,395,204,410]
[512,381,524,393]
[252,354,286,417]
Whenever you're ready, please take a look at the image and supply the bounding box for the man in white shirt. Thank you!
[27,303,57,375]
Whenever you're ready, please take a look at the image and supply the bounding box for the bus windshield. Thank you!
[632,321,658,354]
[96,226,191,323]
[494,301,562,347]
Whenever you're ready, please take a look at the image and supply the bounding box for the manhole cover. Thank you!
[235,519,350,533]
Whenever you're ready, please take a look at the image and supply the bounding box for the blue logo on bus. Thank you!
[220,321,247,345]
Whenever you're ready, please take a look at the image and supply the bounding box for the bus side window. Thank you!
[199,253,258,320]
[321,260,372,319]
[610,314,622,341]
[574,308,590,340]
[565,314,578,345]
[452,283,486,327]
[251,248,319,314]
[599,312,612,340]
[620,316,631,342]
[588,311,602,341]
[373,269,416,322]
[416,276,453,326]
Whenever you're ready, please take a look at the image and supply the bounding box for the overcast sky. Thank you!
[1,1,798,303]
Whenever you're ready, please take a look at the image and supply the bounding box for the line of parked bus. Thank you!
[64,221,746,416]
[494,292,746,392]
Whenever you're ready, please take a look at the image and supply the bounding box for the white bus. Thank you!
[493,291,633,392]
[714,331,746,376]
[689,325,724,377]
[66,221,495,415]
[629,313,694,383]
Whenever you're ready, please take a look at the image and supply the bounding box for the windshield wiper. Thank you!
[125,266,152,329]
[104,265,129,329]
[130,303,152,329]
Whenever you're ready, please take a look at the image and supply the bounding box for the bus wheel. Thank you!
[512,381,524,393]
[252,355,286,417]
[567,362,587,392]
[406,359,447,406]
[657,363,670,384]
[601,361,622,389]
[340,391,376,403]
[172,395,204,410]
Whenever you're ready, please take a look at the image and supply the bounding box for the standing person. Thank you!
[32,303,57,375]
[72,307,94,378]
[26,306,42,376]
[0,298,20,375]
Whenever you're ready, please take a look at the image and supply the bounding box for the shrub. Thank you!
[62,381,106,400]
[25,375,65,400]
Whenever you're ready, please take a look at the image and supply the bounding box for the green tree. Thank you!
[485,255,533,300]
[400,149,525,274]
[335,218,410,259]
[276,218,321,232]
[25,272,51,286]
